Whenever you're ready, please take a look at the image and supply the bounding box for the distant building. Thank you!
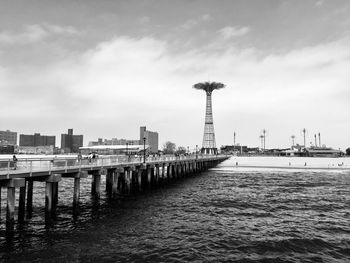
[140,126,158,153]
[19,133,56,147]
[88,138,104,146]
[0,130,17,145]
[61,129,83,153]
[111,138,140,145]
[220,145,248,154]
[86,126,158,154]
[18,145,54,155]
[304,147,343,157]
[80,145,148,155]
[0,145,15,154]
[88,138,140,146]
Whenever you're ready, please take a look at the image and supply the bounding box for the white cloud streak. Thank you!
[218,26,250,39]
[0,24,80,45]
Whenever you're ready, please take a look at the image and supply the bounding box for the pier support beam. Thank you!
[18,183,26,223]
[112,170,119,198]
[161,164,165,185]
[45,174,61,224]
[155,164,160,187]
[173,164,178,179]
[6,187,15,234]
[52,182,59,214]
[167,164,172,181]
[129,167,137,194]
[26,180,34,218]
[73,177,80,209]
[91,172,101,198]
[3,178,25,235]
[137,168,142,192]
[112,168,123,197]
[72,171,88,212]
[147,166,152,190]
[106,170,114,194]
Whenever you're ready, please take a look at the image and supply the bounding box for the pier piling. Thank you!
[26,180,34,218]
[91,173,101,198]
[6,187,15,234]
[18,184,26,223]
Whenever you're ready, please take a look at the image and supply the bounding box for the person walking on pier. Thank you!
[12,155,18,170]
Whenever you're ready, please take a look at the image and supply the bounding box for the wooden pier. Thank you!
[0,155,228,235]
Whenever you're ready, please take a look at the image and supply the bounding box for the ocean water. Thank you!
[0,157,349,262]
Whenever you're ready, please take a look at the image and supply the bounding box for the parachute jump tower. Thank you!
[193,81,225,155]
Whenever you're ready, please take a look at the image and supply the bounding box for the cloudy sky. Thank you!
[1,0,350,150]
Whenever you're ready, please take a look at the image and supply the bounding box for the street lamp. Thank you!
[126,142,129,161]
[143,137,146,164]
[196,145,198,160]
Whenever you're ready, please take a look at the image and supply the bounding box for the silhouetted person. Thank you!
[12,155,18,170]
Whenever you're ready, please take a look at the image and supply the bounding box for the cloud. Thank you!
[218,26,250,39]
[139,16,151,24]
[315,0,324,7]
[1,34,350,148]
[179,14,212,30]
[0,24,80,45]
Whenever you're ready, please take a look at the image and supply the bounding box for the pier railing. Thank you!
[0,154,226,177]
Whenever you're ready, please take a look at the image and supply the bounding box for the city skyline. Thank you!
[1,0,350,149]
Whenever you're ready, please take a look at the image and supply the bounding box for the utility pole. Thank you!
[318,132,321,147]
[291,135,295,148]
[302,128,307,149]
[259,135,264,151]
[262,129,267,152]
[143,137,146,164]
[234,131,236,146]
[314,134,317,148]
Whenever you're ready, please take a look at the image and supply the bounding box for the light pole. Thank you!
[318,132,321,147]
[234,131,236,145]
[143,137,146,164]
[314,134,317,148]
[302,128,307,149]
[196,145,198,160]
[259,135,264,151]
[126,142,129,161]
[262,129,267,152]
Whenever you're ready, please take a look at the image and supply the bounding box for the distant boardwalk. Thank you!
[219,156,350,171]
[0,154,228,235]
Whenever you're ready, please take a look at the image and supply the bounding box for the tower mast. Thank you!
[193,82,225,155]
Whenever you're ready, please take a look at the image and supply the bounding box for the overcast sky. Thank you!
[1,0,350,150]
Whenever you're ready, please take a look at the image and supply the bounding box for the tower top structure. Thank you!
[193,81,225,155]
[193,81,225,94]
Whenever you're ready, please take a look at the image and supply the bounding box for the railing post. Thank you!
[7,159,10,178]
[30,161,33,177]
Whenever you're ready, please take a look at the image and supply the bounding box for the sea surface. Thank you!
[1,157,350,262]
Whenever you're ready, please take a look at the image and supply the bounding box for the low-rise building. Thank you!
[0,130,17,145]
[61,129,83,153]
[18,145,54,155]
[19,133,56,147]
[140,126,158,153]
[79,145,148,155]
